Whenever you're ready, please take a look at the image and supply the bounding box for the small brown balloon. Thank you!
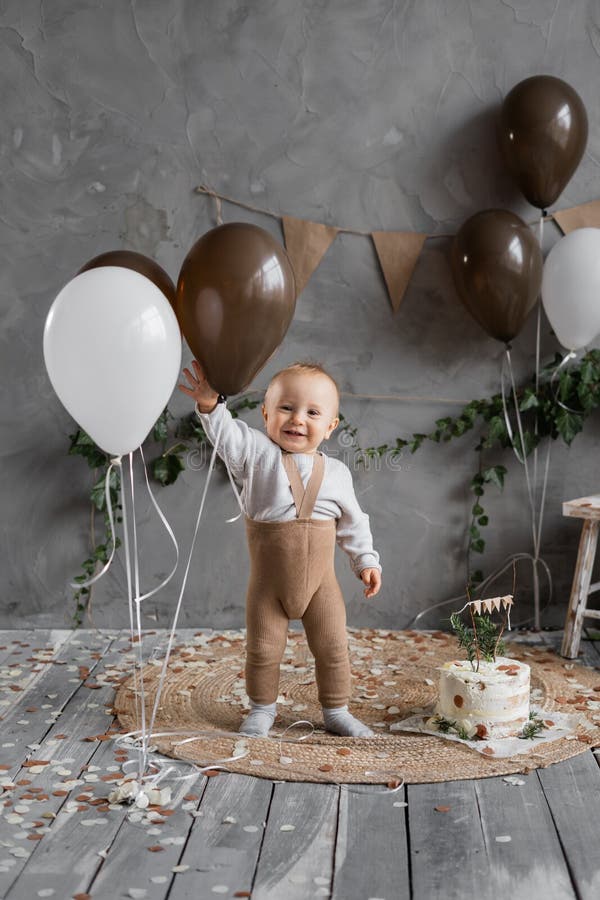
[78,251,176,308]
[451,209,543,344]
[175,223,296,396]
[498,75,588,210]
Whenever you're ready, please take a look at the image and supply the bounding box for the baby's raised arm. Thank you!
[178,359,258,478]
[178,360,219,412]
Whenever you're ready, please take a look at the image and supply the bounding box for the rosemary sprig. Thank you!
[519,714,546,740]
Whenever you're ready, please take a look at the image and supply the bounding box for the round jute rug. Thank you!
[114,628,600,784]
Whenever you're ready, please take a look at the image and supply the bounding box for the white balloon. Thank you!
[44,267,182,456]
[541,227,600,350]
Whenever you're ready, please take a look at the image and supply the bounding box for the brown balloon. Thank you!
[451,209,543,344]
[498,75,588,210]
[175,223,296,396]
[78,250,176,307]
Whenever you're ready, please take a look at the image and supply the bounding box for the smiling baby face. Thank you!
[262,368,340,454]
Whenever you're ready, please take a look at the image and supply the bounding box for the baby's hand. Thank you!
[360,568,381,599]
[178,360,219,412]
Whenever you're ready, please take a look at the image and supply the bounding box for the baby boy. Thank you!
[179,360,382,738]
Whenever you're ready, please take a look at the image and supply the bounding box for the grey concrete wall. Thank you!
[2,0,600,630]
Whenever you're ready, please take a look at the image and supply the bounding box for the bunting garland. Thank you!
[281,216,339,296]
[195,185,600,313]
[552,199,600,234]
[372,231,427,313]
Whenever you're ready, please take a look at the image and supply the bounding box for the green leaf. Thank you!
[153,409,169,442]
[152,453,185,486]
[484,415,508,447]
[90,467,120,511]
[471,503,484,516]
[409,434,426,453]
[469,525,480,539]
[482,465,507,490]
[68,430,107,469]
[519,388,539,411]
[470,538,485,553]
[477,515,489,526]
[555,409,583,445]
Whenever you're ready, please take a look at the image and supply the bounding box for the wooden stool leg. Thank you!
[561,520,599,658]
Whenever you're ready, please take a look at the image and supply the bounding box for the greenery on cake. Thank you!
[449,610,506,671]
[431,715,471,741]
[519,712,546,740]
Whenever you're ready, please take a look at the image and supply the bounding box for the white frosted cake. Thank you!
[435,656,530,739]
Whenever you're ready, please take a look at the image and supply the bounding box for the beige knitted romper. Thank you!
[244,451,351,708]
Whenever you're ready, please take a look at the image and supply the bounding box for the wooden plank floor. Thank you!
[0,629,599,900]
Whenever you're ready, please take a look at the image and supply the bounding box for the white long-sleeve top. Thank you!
[196,403,381,577]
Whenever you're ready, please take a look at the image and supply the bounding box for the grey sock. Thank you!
[239,701,277,737]
[322,705,375,738]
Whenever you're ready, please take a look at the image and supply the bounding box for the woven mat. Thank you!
[114,628,600,784]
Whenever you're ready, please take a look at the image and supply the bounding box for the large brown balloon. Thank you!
[78,251,176,307]
[176,223,296,396]
[498,75,588,210]
[451,209,543,344]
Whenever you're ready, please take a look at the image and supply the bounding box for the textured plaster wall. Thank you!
[2,0,600,629]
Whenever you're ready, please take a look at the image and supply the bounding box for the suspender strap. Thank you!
[281,452,325,519]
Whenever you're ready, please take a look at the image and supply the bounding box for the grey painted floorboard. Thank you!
[408,779,490,900]
[168,773,273,900]
[474,773,576,899]
[538,751,600,900]
[333,783,410,900]
[251,781,339,900]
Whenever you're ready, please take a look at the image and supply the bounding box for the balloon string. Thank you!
[146,409,226,746]
[69,456,121,589]
[120,455,146,781]
[550,349,582,415]
[135,445,180,602]
[116,725,405,795]
[194,402,246,522]
[405,551,553,630]
[129,453,149,776]
[504,349,538,549]
[222,455,246,522]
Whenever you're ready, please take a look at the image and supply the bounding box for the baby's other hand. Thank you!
[178,359,219,412]
[360,568,381,599]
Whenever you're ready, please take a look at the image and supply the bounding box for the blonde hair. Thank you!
[265,362,340,410]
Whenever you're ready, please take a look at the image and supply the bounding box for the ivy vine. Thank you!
[67,349,600,626]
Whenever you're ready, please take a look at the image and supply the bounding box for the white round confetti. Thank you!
[243,825,259,833]
[172,865,190,873]
[279,756,293,765]
[393,801,408,808]
[495,835,512,843]
[37,891,55,897]
[128,890,147,899]
[211,888,228,895]
[151,876,168,884]
[280,824,295,832]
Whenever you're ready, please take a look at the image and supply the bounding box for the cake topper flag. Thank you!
[453,595,514,631]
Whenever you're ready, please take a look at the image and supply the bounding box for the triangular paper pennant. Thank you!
[492,597,502,612]
[473,599,482,615]
[371,231,427,313]
[282,216,339,296]
[553,200,600,234]
[482,599,492,614]
[501,595,514,609]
